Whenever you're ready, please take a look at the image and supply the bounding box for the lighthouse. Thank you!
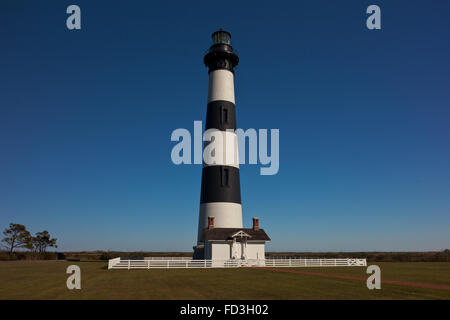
[193,30,270,261]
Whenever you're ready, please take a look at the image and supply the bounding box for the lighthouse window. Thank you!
[213,32,231,45]
[221,167,229,187]
[221,107,229,124]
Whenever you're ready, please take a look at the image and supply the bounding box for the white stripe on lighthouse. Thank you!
[197,202,243,242]
[207,69,235,103]
[203,130,240,168]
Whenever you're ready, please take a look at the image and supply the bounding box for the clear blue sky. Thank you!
[1,0,449,252]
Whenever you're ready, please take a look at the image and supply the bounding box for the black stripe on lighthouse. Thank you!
[202,98,240,203]
[205,100,237,131]
[200,166,241,204]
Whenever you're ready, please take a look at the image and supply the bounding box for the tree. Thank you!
[2,223,33,254]
[31,231,57,253]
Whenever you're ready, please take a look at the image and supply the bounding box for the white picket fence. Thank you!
[144,257,192,261]
[108,257,367,270]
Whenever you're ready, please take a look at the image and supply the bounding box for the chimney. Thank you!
[252,217,259,231]
[207,216,215,230]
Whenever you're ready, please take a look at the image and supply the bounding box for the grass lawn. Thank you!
[0,261,449,299]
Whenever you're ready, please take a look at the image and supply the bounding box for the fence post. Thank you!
[204,260,206,268]
[186,261,188,268]
[147,260,150,270]
[128,260,130,270]
[167,261,169,269]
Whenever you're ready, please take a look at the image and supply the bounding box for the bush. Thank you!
[100,252,114,261]
[0,251,58,261]
[57,252,66,260]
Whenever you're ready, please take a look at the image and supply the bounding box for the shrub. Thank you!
[100,252,114,261]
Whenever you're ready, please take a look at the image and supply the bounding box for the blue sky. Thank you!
[1,0,449,252]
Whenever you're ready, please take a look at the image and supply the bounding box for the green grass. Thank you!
[0,261,449,299]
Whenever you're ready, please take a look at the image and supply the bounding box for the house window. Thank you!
[221,167,229,187]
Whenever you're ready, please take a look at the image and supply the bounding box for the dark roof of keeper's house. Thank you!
[201,228,271,241]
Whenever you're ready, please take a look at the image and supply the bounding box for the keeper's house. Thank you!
[200,217,271,261]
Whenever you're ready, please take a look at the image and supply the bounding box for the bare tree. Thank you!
[2,223,33,254]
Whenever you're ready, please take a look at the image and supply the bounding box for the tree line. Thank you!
[1,223,57,254]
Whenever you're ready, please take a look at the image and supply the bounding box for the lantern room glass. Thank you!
[212,31,231,45]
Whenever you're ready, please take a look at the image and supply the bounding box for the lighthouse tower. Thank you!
[193,29,242,259]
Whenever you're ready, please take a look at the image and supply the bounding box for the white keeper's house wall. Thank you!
[246,242,266,260]
[205,241,266,261]
[209,242,228,260]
